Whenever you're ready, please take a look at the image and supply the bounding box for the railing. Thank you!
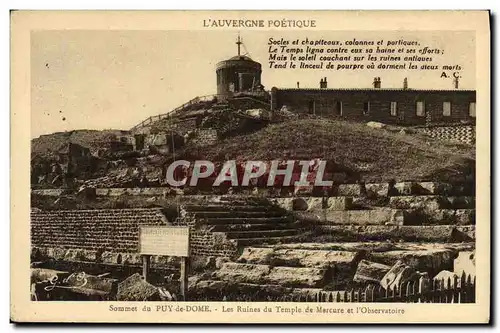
[130,95,219,132]
[190,272,476,303]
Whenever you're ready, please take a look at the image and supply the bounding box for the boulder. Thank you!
[46,247,66,260]
[326,197,352,211]
[80,250,99,262]
[322,208,406,226]
[190,256,216,271]
[392,182,417,196]
[63,249,83,261]
[380,260,420,290]
[123,253,144,265]
[273,249,360,269]
[368,249,457,276]
[305,197,324,211]
[336,184,362,197]
[433,270,459,288]
[416,182,453,195]
[365,183,390,197]
[366,121,386,129]
[215,257,231,269]
[238,247,361,269]
[237,247,275,264]
[389,209,407,226]
[271,198,293,211]
[353,260,391,284]
[454,209,475,225]
[389,196,445,212]
[31,268,69,284]
[116,273,161,301]
[454,251,475,276]
[101,252,122,265]
[213,263,271,284]
[266,266,327,288]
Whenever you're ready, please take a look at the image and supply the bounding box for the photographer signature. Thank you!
[43,272,88,292]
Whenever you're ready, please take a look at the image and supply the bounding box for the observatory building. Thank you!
[216,35,262,101]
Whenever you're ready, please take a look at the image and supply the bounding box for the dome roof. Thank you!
[227,55,256,62]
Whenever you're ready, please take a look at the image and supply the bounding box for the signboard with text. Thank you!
[139,226,190,257]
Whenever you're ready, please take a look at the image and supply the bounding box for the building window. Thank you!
[390,102,398,116]
[469,102,476,117]
[443,102,451,116]
[416,101,425,117]
[363,102,370,115]
[308,100,315,115]
[335,101,342,116]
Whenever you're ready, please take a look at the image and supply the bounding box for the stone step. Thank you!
[183,204,279,212]
[186,211,285,218]
[210,223,299,232]
[226,229,299,240]
[318,225,475,243]
[298,208,475,226]
[259,241,475,253]
[236,235,304,247]
[201,216,292,225]
[389,196,475,210]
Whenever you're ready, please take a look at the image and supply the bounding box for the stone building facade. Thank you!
[270,85,476,126]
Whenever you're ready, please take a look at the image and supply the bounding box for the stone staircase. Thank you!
[174,197,305,249]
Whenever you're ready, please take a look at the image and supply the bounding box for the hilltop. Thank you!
[30,118,475,186]
[181,119,475,183]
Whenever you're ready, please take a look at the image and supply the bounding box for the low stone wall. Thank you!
[32,181,474,198]
[415,125,475,145]
[319,225,475,242]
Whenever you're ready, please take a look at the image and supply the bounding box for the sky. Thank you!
[31,30,475,138]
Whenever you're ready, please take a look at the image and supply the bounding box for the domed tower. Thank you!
[216,35,262,101]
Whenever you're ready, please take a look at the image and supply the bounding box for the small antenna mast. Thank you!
[236,33,242,56]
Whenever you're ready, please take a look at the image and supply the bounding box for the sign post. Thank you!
[139,226,190,300]
[142,255,151,282]
[180,257,188,301]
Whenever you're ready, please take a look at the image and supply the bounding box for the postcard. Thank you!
[11,10,490,323]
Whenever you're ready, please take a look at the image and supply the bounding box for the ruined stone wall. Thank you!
[31,208,168,253]
[190,230,239,258]
[172,217,239,258]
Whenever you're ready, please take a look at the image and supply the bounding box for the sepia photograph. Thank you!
[10,10,490,323]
